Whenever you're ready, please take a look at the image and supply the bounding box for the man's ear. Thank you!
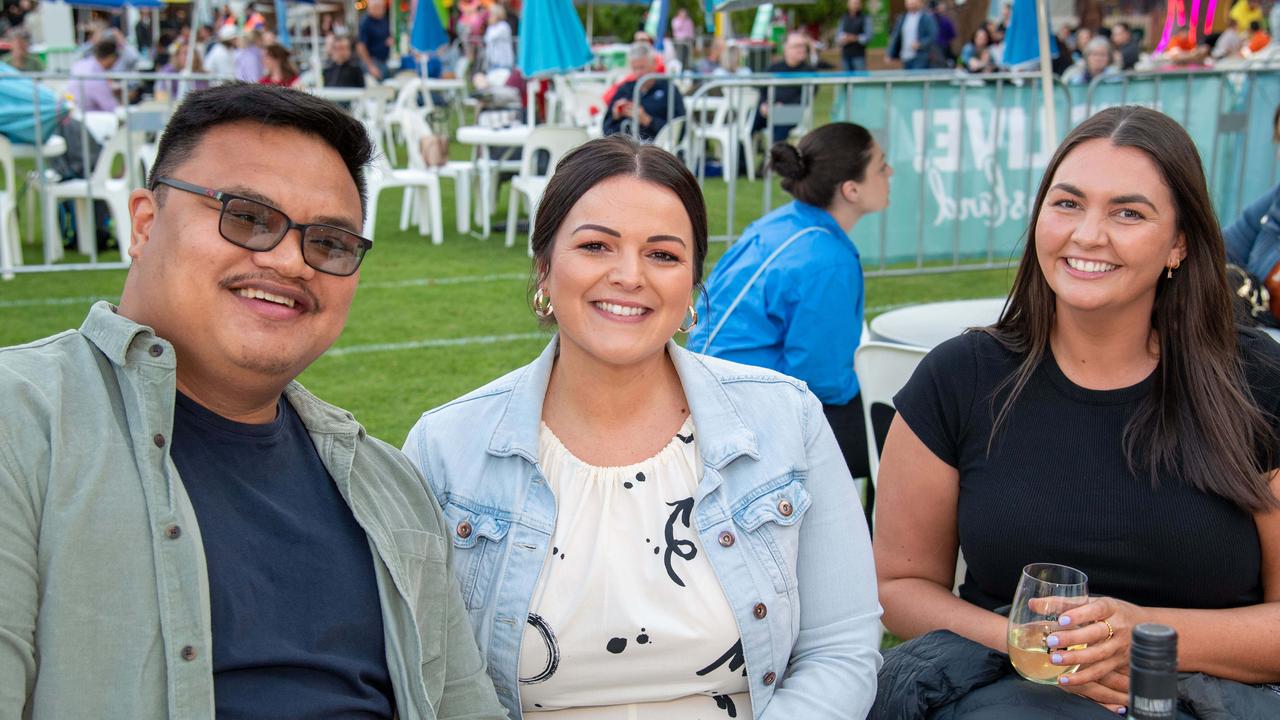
[127,188,157,262]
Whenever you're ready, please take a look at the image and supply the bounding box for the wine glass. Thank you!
[1007,562,1089,684]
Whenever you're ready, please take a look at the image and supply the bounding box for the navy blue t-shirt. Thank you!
[171,392,395,719]
[359,14,391,62]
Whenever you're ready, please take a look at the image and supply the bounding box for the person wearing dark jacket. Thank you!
[602,43,684,142]
[321,35,366,88]
[887,0,939,69]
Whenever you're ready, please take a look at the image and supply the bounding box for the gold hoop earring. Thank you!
[532,287,554,319]
[678,304,698,334]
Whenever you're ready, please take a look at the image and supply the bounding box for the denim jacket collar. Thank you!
[487,335,759,468]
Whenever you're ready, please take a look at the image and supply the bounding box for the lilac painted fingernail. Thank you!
[1059,676,1070,685]
[1046,635,1061,648]
[1051,653,1063,664]
[1117,708,1127,716]
[1059,615,1072,626]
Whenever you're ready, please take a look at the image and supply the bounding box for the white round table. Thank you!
[455,125,532,237]
[455,124,532,147]
[870,298,1007,349]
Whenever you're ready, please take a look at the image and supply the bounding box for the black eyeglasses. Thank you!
[154,177,372,277]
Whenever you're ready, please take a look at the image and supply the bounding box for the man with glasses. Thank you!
[0,84,506,720]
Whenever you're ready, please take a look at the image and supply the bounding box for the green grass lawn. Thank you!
[0,173,1019,446]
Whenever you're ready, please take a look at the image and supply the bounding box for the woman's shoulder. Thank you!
[925,329,1019,371]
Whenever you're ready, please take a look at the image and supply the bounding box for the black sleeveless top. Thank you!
[894,328,1280,611]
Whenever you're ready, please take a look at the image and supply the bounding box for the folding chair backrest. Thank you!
[0,134,15,195]
[393,77,429,116]
[853,341,929,490]
[90,128,131,186]
[518,126,589,179]
[653,114,686,156]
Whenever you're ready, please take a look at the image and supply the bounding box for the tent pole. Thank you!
[1035,0,1056,142]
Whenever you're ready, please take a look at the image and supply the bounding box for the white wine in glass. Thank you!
[1007,563,1089,684]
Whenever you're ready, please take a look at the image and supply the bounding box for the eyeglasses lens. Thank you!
[220,197,365,276]
[303,226,364,276]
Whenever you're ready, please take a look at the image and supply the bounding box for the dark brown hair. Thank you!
[529,134,708,303]
[985,105,1277,512]
[769,122,875,208]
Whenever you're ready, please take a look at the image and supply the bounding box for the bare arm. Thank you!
[874,416,1007,651]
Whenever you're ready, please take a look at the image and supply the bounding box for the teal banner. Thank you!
[829,72,1280,270]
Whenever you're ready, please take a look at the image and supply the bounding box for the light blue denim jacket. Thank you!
[403,337,883,720]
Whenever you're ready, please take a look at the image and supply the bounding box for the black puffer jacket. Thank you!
[871,630,1280,720]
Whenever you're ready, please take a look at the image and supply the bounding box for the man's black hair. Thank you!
[148,83,374,218]
[93,38,118,61]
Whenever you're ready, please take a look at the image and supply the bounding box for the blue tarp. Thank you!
[0,63,65,146]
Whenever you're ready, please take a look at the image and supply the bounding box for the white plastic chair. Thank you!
[690,86,758,182]
[854,340,967,592]
[384,78,434,166]
[0,135,20,279]
[362,121,444,245]
[652,115,688,165]
[43,127,139,263]
[400,112,473,236]
[505,126,589,252]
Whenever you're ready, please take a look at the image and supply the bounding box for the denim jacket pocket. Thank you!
[390,528,450,663]
[732,475,813,594]
[440,499,512,610]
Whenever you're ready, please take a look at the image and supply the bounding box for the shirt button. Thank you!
[148,343,164,357]
[153,434,166,448]
[456,520,473,539]
[763,671,776,685]
[778,499,793,517]
[1262,215,1270,225]
[164,524,182,540]
[753,602,768,619]
[718,531,735,547]
[180,645,197,661]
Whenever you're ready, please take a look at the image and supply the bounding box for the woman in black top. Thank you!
[875,106,1280,716]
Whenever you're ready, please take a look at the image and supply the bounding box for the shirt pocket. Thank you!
[389,528,450,663]
[732,476,813,594]
[440,499,512,610]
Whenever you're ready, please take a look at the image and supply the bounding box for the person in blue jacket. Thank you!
[690,122,891,481]
[1223,180,1280,324]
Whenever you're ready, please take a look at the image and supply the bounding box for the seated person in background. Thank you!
[69,37,119,112]
[691,123,892,487]
[1109,21,1140,69]
[259,43,301,88]
[1246,20,1271,54]
[713,44,752,76]
[1212,24,1246,59]
[1162,19,1210,64]
[960,26,997,73]
[695,37,724,74]
[1061,37,1118,85]
[155,39,208,102]
[1222,104,1280,325]
[0,83,507,720]
[753,32,819,143]
[4,28,43,72]
[483,5,514,70]
[404,135,882,720]
[322,34,365,87]
[874,106,1280,718]
[602,42,684,142]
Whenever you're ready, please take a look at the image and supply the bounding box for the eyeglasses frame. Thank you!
[152,176,373,276]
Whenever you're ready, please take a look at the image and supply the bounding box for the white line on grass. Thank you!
[0,295,118,309]
[325,332,547,357]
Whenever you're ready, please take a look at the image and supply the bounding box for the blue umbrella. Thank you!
[644,0,669,49]
[519,0,594,76]
[1002,0,1058,66]
[67,0,164,7]
[410,0,448,53]
[275,0,291,48]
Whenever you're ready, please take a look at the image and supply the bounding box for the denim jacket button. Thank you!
[456,520,473,539]
[763,671,776,685]
[148,344,164,357]
[718,531,735,547]
[778,499,793,517]
[164,524,182,540]
[180,645,197,661]
[153,433,166,448]
[753,602,767,619]
[1263,215,1270,225]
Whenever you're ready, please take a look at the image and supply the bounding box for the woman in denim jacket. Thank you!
[403,136,882,720]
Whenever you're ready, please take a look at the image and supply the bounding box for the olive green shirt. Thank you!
[0,302,507,720]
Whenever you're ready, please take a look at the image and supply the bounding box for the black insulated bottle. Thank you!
[1129,623,1178,720]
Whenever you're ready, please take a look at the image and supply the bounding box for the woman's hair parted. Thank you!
[769,122,875,208]
[528,134,709,318]
[985,105,1277,513]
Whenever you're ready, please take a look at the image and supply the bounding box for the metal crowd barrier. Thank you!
[0,71,227,280]
[628,65,1280,277]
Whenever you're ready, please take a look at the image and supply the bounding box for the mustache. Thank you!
[217,271,321,312]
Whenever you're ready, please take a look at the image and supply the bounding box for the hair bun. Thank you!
[769,142,807,181]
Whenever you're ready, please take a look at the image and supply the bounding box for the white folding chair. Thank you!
[652,114,688,165]
[690,86,758,182]
[43,127,140,263]
[505,126,589,253]
[362,121,444,245]
[0,135,20,279]
[854,340,966,591]
[384,78,434,166]
[401,112,473,236]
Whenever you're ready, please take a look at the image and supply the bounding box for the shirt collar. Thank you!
[488,336,757,468]
[790,200,853,244]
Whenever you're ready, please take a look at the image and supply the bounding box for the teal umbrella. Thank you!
[519,0,594,77]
